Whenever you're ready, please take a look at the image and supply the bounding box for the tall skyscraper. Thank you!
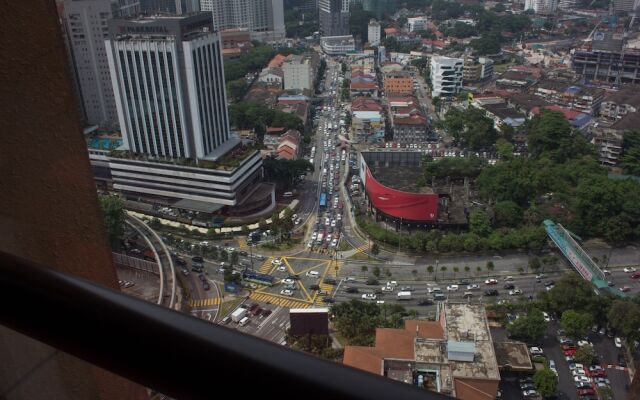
[139,0,201,14]
[204,0,285,41]
[63,0,125,127]
[105,12,231,160]
[524,0,558,14]
[319,0,349,37]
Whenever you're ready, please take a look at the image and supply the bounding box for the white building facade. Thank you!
[368,19,381,46]
[105,13,232,160]
[283,55,314,90]
[430,56,463,97]
[524,0,558,14]
[63,0,121,127]
[206,0,285,41]
[407,16,429,32]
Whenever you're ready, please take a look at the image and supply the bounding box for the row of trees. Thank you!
[437,107,498,150]
[229,101,304,139]
[330,300,417,346]
[357,216,548,253]
[477,110,640,243]
[620,130,640,175]
[262,158,313,191]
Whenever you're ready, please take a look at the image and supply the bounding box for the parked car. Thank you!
[529,347,544,355]
[484,278,498,285]
[615,337,622,348]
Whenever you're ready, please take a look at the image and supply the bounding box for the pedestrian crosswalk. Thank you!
[238,237,248,249]
[190,297,221,308]
[250,292,311,309]
[354,244,369,253]
[258,257,273,273]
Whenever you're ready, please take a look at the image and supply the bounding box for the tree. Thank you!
[230,251,239,266]
[220,249,228,263]
[440,266,447,280]
[99,195,125,247]
[453,266,459,279]
[608,297,640,342]
[561,309,593,339]
[573,345,596,365]
[529,256,542,273]
[476,266,482,277]
[495,138,514,160]
[412,269,419,280]
[427,265,435,280]
[597,386,614,400]
[486,261,495,276]
[469,33,502,55]
[361,265,369,279]
[507,310,546,342]
[370,243,380,257]
[440,107,498,150]
[258,218,268,231]
[494,200,523,228]
[469,210,492,237]
[464,265,471,277]
[533,368,557,398]
[385,268,392,278]
[372,266,381,278]
[226,79,248,103]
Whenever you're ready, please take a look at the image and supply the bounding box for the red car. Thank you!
[589,370,607,378]
[577,388,595,396]
[564,348,577,356]
[561,344,576,351]
[631,271,640,279]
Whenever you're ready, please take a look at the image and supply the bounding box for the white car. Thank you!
[387,281,398,287]
[529,347,544,355]
[522,390,538,398]
[381,285,394,292]
[447,285,459,291]
[572,369,587,377]
[361,293,377,300]
[485,278,498,285]
[615,337,622,348]
[280,289,293,296]
[624,267,637,273]
[574,375,590,383]
[272,258,282,266]
[282,278,295,285]
[542,312,551,322]
[467,284,480,290]
[509,289,523,296]
[577,340,592,347]
[311,232,318,241]
[277,265,287,272]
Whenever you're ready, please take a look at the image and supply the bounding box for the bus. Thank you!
[242,270,275,286]
[319,192,327,208]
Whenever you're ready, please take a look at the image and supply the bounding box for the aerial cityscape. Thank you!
[7,0,640,398]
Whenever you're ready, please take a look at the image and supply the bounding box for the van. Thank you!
[283,192,293,198]
[239,316,250,326]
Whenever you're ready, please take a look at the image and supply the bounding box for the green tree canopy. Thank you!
[439,107,498,150]
[507,310,546,342]
[469,210,492,237]
[533,368,557,398]
[99,195,125,247]
[561,309,593,339]
[494,200,523,228]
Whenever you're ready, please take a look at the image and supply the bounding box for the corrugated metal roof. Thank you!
[447,340,475,353]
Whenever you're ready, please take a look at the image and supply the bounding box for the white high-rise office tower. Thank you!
[319,0,350,37]
[430,56,463,97]
[204,0,285,41]
[63,0,126,127]
[105,12,232,160]
[368,19,381,46]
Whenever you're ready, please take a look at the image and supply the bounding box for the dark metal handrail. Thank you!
[0,251,451,400]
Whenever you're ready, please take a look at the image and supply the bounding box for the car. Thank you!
[599,327,606,335]
[624,267,637,273]
[572,369,587,377]
[564,348,577,356]
[535,273,545,279]
[615,337,622,348]
[619,286,631,292]
[400,286,413,291]
[509,289,523,296]
[603,268,611,275]
[485,278,498,285]
[221,316,231,324]
[574,375,590,383]
[593,377,610,385]
[345,276,356,282]
[447,285,459,291]
[575,381,592,389]
[544,280,555,287]
[577,388,595,396]
[282,278,295,285]
[577,340,592,347]
[181,269,190,276]
[457,279,470,286]
[503,276,514,282]
[542,311,551,322]
[545,285,555,291]
[345,287,359,293]
[123,281,135,288]
[503,283,515,290]
[565,355,574,363]
[239,251,248,257]
[484,289,499,296]
[467,284,480,290]
[202,282,210,291]
[520,383,536,390]
[529,347,544,355]
[366,279,380,285]
[522,390,538,398]
[418,298,434,306]
[519,377,534,384]
[198,273,207,282]
[381,285,394,292]
[361,293,377,300]
[323,277,337,285]
[271,258,282,266]
[632,271,640,279]
[261,309,272,317]
[322,297,335,303]
[280,289,293,296]
[618,353,626,367]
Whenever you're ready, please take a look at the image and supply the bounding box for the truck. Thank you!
[231,308,248,323]
[397,291,413,300]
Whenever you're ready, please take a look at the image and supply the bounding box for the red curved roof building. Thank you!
[364,166,439,222]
